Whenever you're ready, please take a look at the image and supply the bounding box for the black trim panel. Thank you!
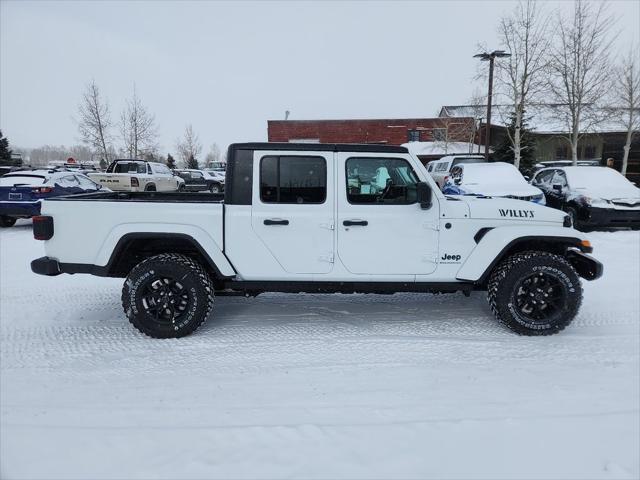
[221,280,473,294]
[228,142,408,153]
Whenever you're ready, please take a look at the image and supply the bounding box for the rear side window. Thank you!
[260,156,326,204]
[533,170,554,185]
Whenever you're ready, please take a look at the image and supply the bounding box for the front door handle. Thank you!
[343,220,368,226]
[264,219,289,226]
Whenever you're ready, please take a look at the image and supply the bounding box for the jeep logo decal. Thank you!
[440,253,462,263]
[499,209,535,218]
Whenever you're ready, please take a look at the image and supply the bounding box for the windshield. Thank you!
[565,167,637,191]
[460,163,527,186]
[0,175,46,186]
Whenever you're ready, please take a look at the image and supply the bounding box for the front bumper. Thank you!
[0,201,41,218]
[566,250,603,281]
[583,207,640,228]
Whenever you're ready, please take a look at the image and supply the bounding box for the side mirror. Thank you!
[416,181,432,210]
[96,183,103,190]
[552,184,563,192]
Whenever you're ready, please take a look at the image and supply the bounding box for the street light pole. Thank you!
[473,50,511,161]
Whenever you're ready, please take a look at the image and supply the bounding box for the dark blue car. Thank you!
[0,169,103,227]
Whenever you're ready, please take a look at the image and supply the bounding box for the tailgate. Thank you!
[87,173,131,190]
[0,186,39,202]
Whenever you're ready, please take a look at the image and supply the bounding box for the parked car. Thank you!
[442,162,546,204]
[31,142,601,339]
[533,160,601,171]
[174,170,212,192]
[184,169,225,193]
[0,170,103,227]
[88,160,184,192]
[426,154,486,189]
[531,166,640,230]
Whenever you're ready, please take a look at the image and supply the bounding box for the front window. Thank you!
[346,157,419,205]
[260,156,326,204]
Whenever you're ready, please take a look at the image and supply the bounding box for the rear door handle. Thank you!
[264,219,289,226]
[343,220,368,226]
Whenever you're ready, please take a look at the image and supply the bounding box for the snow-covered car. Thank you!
[31,142,602,338]
[88,160,184,192]
[532,166,640,231]
[0,169,104,227]
[442,162,546,205]
[426,154,486,189]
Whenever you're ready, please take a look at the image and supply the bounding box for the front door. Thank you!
[251,151,334,274]
[336,153,439,275]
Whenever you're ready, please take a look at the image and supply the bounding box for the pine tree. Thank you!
[186,154,199,170]
[166,153,176,170]
[493,112,537,175]
[0,130,12,163]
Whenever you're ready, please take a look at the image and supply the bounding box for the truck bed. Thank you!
[46,191,225,203]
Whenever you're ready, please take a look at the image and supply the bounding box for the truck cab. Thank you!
[31,143,602,338]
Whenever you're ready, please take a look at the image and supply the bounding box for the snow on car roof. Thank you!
[458,162,527,185]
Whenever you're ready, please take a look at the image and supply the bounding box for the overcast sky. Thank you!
[1,0,639,155]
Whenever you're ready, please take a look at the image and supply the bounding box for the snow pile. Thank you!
[1,222,639,479]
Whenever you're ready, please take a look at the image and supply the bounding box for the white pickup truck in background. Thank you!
[88,160,184,192]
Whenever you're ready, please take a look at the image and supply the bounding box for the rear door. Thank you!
[250,151,334,274]
[337,153,439,275]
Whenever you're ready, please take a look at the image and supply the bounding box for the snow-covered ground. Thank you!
[1,220,639,479]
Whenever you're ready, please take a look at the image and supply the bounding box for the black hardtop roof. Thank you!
[228,142,409,154]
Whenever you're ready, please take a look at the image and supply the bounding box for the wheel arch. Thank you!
[103,232,235,281]
[456,227,589,286]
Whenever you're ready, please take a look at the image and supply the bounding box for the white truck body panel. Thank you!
[38,146,587,286]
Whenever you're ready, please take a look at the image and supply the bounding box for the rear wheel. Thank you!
[122,253,215,338]
[145,184,157,192]
[209,183,221,193]
[487,251,582,335]
[0,216,17,228]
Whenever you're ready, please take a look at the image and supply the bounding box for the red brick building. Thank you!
[267,117,476,146]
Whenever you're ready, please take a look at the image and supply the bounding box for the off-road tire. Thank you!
[122,253,215,338]
[487,251,582,335]
[0,216,17,228]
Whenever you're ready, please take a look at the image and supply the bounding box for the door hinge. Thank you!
[319,254,334,263]
[422,253,439,263]
[423,221,440,231]
[320,222,335,230]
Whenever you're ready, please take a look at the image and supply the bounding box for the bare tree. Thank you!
[548,0,616,164]
[205,143,222,166]
[496,0,551,169]
[77,80,113,162]
[613,47,640,176]
[176,124,202,167]
[120,86,158,159]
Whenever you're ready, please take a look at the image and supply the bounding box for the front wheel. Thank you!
[122,253,215,338]
[0,216,17,228]
[209,183,221,193]
[487,251,582,335]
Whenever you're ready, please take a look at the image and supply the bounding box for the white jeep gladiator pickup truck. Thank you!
[88,159,184,192]
[31,143,602,338]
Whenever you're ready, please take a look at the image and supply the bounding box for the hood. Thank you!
[458,196,567,224]
[571,185,640,202]
[462,183,543,198]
